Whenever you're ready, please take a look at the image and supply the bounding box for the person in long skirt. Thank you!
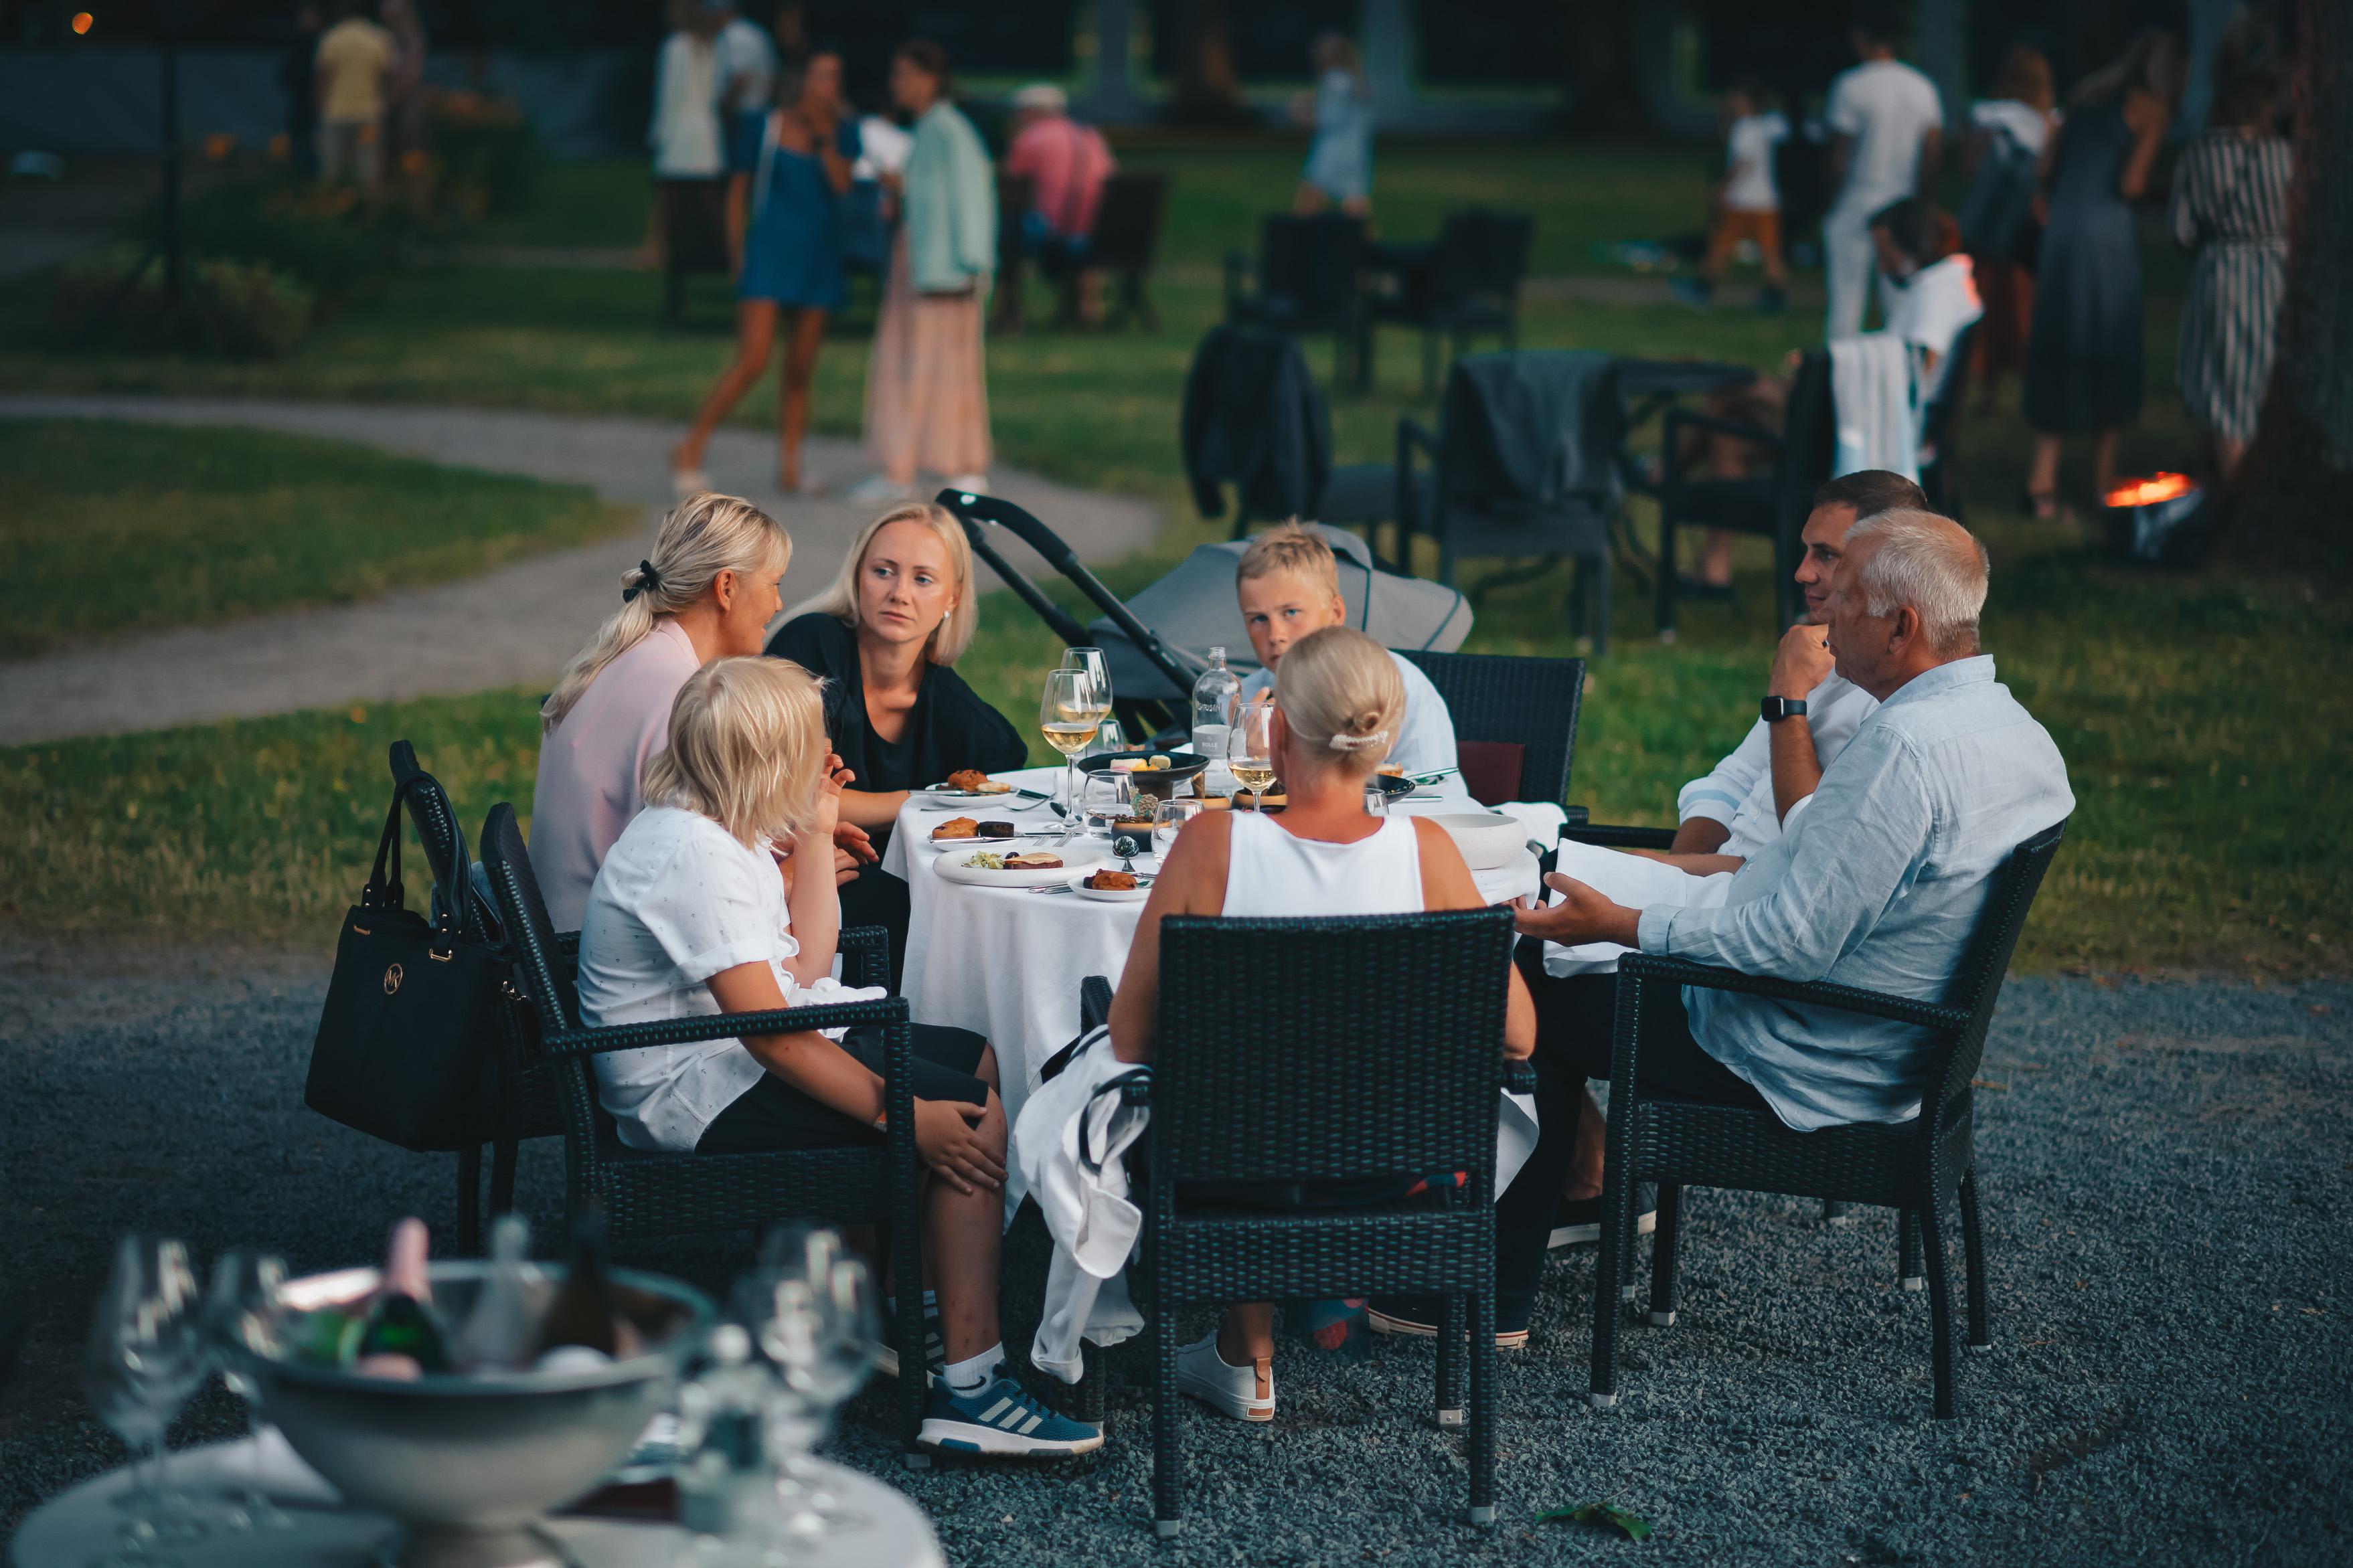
[669,51,856,497]
[2171,54,2291,481]
[2020,30,2183,518]
[1959,45,2056,414]
[846,40,995,504]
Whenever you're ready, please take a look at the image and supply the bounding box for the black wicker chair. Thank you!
[1917,321,1977,521]
[1585,820,2066,1419]
[1225,213,1369,388]
[1042,171,1169,331]
[1654,347,1834,640]
[1359,207,1534,395]
[478,804,931,1454]
[1393,649,1585,808]
[1119,907,1519,1535]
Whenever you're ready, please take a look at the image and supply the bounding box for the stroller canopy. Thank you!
[1090,524,1471,702]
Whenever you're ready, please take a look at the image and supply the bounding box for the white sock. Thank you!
[944,1343,1003,1395]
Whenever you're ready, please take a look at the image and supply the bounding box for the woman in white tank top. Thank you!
[1105,628,1534,1424]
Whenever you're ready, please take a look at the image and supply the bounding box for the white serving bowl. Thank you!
[1428,811,1526,871]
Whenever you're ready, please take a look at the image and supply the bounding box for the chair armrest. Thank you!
[1618,952,1972,1033]
[1080,974,1114,1033]
[544,994,910,1058]
[1502,1059,1538,1096]
[556,931,580,956]
[838,924,891,991]
[1562,822,1679,851]
[1661,408,1783,494]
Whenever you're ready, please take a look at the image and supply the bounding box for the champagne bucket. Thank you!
[243,1261,712,1568]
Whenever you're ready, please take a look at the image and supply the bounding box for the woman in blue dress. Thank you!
[672,49,857,497]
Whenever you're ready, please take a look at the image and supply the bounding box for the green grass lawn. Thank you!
[0,420,631,658]
[0,140,2341,974]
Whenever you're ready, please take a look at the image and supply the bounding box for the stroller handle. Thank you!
[936,489,1205,703]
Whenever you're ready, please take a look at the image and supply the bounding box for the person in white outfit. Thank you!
[1821,6,1945,339]
[1106,626,1536,1417]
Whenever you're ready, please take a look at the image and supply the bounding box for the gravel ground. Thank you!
[3,945,2347,1566]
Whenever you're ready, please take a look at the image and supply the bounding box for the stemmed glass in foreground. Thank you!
[204,1250,294,1533]
[1039,668,1109,843]
[84,1235,208,1566]
[734,1227,880,1553]
[1226,701,1278,810]
[1153,798,1204,859]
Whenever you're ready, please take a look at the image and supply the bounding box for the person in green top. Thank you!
[845,40,999,505]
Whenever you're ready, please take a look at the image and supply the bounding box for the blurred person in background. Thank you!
[279,3,323,177]
[641,0,724,270]
[710,0,777,119]
[1002,82,1116,325]
[1293,31,1372,217]
[313,0,393,197]
[2170,25,2290,482]
[1674,76,1790,315]
[671,48,857,497]
[1958,44,2057,415]
[2022,29,2184,518]
[848,41,995,503]
[1820,3,1944,339]
[380,0,429,213]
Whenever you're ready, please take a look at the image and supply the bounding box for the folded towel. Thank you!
[1830,333,1919,483]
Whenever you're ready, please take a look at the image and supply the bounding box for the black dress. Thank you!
[2024,102,2144,434]
[766,613,1028,992]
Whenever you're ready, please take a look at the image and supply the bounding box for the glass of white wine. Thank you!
[1226,700,1278,810]
[1040,667,1103,842]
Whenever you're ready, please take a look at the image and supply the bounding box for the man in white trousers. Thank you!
[1821,6,1945,339]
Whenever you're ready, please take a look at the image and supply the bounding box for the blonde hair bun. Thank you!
[1273,626,1405,777]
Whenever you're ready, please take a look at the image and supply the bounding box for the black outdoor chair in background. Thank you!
[659,178,730,331]
[1918,321,1978,521]
[478,804,934,1456]
[1584,821,2067,1421]
[1360,207,1535,395]
[989,172,1040,333]
[1394,649,1585,808]
[1225,213,1368,388]
[1398,351,1627,654]
[1654,347,1834,640]
[1180,324,1330,542]
[1107,905,1520,1535]
[1040,171,1169,331]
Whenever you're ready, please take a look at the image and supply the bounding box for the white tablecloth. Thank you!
[9,1434,945,1568]
[887,766,1545,1217]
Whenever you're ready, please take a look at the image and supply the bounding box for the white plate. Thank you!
[932,842,1105,887]
[1073,872,1155,903]
[920,782,1021,807]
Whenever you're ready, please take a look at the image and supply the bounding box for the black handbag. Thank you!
[304,745,505,1153]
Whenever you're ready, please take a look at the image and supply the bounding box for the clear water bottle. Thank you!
[1190,647,1240,759]
[672,1323,773,1551]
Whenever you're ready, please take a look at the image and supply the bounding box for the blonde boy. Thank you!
[1232,524,1459,780]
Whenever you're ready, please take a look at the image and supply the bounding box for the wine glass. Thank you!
[1077,770,1131,841]
[755,1265,880,1547]
[1038,668,1103,843]
[1362,778,1390,817]
[84,1235,208,1565]
[1059,646,1112,713]
[1153,797,1204,859]
[204,1251,293,1533]
[1226,701,1278,810]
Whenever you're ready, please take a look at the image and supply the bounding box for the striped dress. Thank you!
[2171,130,2293,443]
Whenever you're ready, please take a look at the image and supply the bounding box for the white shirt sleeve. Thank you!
[628,833,791,986]
[1385,653,1458,777]
[1824,72,1861,137]
[1678,717,1771,827]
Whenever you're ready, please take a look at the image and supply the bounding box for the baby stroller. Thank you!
[938,490,1473,742]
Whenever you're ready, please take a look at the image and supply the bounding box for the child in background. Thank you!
[1232,525,1458,784]
[1676,78,1790,315]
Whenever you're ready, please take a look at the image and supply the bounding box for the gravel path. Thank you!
[0,395,1160,744]
[3,950,2346,1565]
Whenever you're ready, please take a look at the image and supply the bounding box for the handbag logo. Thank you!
[383,963,405,995]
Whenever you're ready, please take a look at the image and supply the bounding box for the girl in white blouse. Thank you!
[575,655,1099,1458]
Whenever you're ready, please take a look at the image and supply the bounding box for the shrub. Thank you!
[52,246,315,359]
[431,90,540,218]
[168,179,406,294]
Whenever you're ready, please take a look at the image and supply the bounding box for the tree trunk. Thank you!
[2225,0,2353,576]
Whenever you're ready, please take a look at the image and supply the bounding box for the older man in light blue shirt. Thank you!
[1516,507,2073,1127]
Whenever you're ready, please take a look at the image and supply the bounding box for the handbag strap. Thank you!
[363,787,408,913]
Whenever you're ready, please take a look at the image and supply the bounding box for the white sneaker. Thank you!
[843,474,916,505]
[1173,1332,1273,1422]
[943,473,991,497]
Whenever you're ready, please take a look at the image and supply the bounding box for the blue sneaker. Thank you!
[918,1375,1105,1458]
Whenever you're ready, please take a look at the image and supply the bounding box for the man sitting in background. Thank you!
[1001,84,1115,324]
[1491,509,2071,1330]
[313,0,393,197]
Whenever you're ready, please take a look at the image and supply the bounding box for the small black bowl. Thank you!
[1075,749,1210,803]
[1370,772,1418,802]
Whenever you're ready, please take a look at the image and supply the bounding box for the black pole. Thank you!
[159,33,183,311]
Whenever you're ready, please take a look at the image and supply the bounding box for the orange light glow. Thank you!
[204,133,236,161]
[71,11,94,34]
[2103,472,2196,508]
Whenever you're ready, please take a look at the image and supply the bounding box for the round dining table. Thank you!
[880,765,1545,1213]
[9,1432,945,1568]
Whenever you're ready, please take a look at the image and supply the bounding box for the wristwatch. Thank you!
[1761,696,1808,723]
